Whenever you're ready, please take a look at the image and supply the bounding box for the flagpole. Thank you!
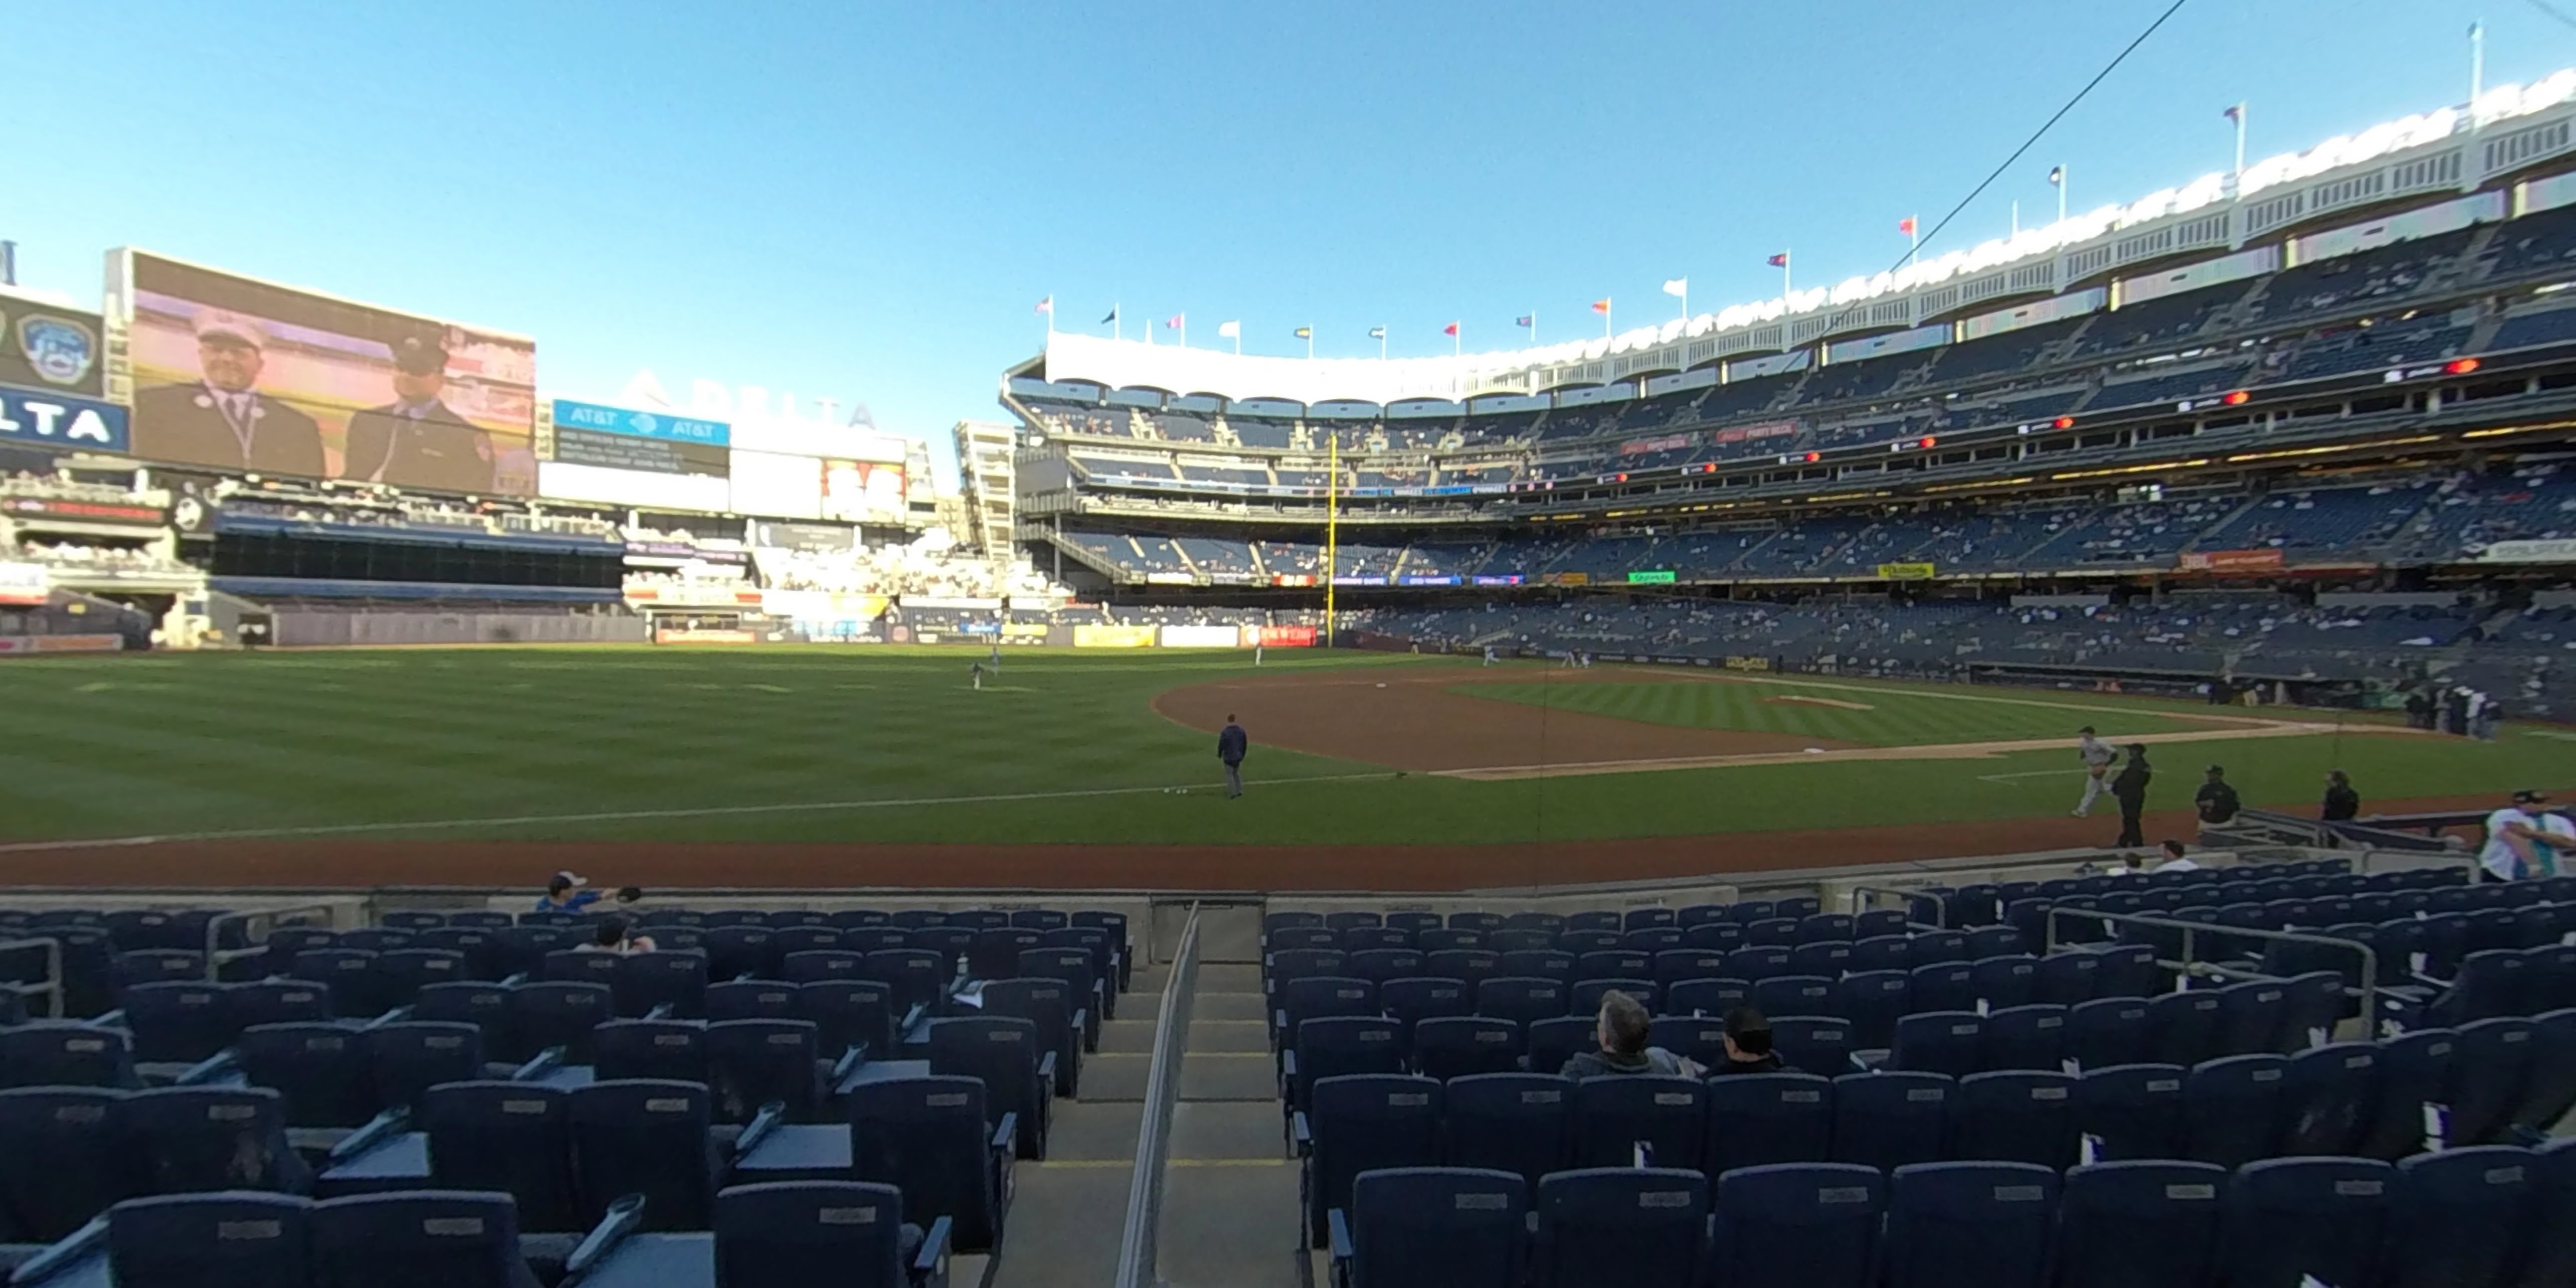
[1114,305,1121,342]
[1781,253,1791,303]
[2470,21,2485,123]
[2231,103,2248,190]
[2057,167,2067,224]
[1452,325,1461,358]
[1375,329,1382,360]
[1907,216,1919,266]
[1602,300,1611,340]
[2011,200,2019,238]
[1325,433,1338,647]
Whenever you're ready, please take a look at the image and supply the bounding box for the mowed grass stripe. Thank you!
[1451,678,2202,746]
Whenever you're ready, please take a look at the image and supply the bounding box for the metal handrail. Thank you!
[1113,901,1201,1288]
[0,936,65,1018]
[2043,906,2381,1035]
[209,904,340,980]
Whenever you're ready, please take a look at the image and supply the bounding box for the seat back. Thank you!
[1345,1167,1526,1288]
[1292,1016,1407,1114]
[797,979,898,1061]
[2447,1016,2535,1146]
[930,1015,1046,1157]
[1470,976,1562,1030]
[1750,973,1833,1019]
[1347,949,1426,985]
[1570,1075,1705,1171]
[2182,1053,2286,1168]
[423,1081,578,1233]
[412,981,511,1054]
[2356,1026,2455,1159]
[861,949,950,1020]
[978,978,1073,1081]
[0,1087,127,1241]
[2278,1042,2377,1156]
[1890,1011,1983,1078]
[2523,1138,2576,1288]
[1883,1161,2057,1288]
[2213,979,2288,1058]
[2067,997,2152,1072]
[375,950,467,1008]
[1438,1073,1568,1194]
[707,979,801,1023]
[1908,963,1976,1014]
[847,1075,1000,1251]
[1531,1168,1708,1288]
[1968,954,2036,1011]
[236,1022,378,1128]
[1527,1016,1597,1077]
[1425,950,1501,987]
[569,1079,715,1230]
[967,928,1045,981]
[230,979,332,1030]
[0,1020,136,1089]
[1303,1074,1442,1246]
[1704,1073,1832,1177]
[1664,977,1752,1021]
[122,979,235,1064]
[1646,1013,1729,1071]
[714,1180,908,1288]
[704,926,782,980]
[2382,1146,2536,1288]
[1830,1071,1952,1172]
[1768,1015,1853,1079]
[707,1018,822,1125]
[592,1018,709,1085]
[2053,1160,2227,1288]
[1951,1070,2077,1169]
[508,980,613,1063]
[2033,952,2102,1007]
[1381,976,1472,1033]
[368,1022,484,1112]
[123,1085,308,1195]
[2221,1157,2392,1288]
[1412,1017,1522,1081]
[109,1192,311,1288]
[1978,1004,2067,1074]
[1707,1163,1882,1288]
[615,951,709,1018]
[310,1190,536,1288]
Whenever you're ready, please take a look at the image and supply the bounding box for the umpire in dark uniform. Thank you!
[131,310,325,478]
[342,335,495,494]
[1218,715,1249,799]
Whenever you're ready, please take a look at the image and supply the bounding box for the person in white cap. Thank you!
[2072,726,2117,817]
[534,870,601,914]
[132,309,324,477]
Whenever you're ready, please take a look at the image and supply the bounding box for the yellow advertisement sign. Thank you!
[1722,655,1773,672]
[1001,623,1051,640]
[1875,562,1937,581]
[1072,624,1158,648]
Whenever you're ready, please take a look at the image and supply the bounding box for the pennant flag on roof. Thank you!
[1165,313,1183,328]
[2047,165,2064,186]
[1514,316,1533,328]
[1215,320,1240,339]
[1660,278,1687,298]
[2223,102,2243,123]
[1442,322,1459,336]
[1294,326,1313,339]
[1898,216,1917,237]
[1590,299,1610,315]
[1034,296,1052,315]
[1100,306,1118,324]
[1366,326,1384,340]
[1767,252,1789,268]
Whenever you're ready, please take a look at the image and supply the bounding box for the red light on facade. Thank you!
[1614,473,1628,482]
[1919,437,1937,449]
[1803,452,1821,463]
[2223,390,2250,406]
[2052,416,2075,430]
[2444,357,2480,375]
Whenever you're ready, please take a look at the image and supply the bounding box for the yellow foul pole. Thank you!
[1325,432,1339,645]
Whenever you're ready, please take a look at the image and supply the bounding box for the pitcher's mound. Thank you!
[1764,694,1876,711]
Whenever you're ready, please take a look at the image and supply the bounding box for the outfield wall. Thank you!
[274,609,649,647]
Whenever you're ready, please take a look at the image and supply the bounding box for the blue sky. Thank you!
[6,0,2551,486]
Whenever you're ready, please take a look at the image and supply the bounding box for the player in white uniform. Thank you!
[2073,726,2118,817]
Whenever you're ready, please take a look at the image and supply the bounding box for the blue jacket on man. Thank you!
[1218,723,1248,766]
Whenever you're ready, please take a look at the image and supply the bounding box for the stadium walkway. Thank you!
[987,959,1294,1288]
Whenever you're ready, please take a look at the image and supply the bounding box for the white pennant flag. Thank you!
[1661,278,1688,298]
[1215,320,1241,339]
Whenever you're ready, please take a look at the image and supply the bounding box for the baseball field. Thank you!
[0,645,2560,890]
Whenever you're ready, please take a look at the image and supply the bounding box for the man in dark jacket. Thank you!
[1713,1006,1786,1075]
[2110,744,2153,849]
[1217,714,1248,798]
[2321,770,2360,822]
[2195,764,2243,841]
[1559,989,1704,1080]
[341,335,496,494]
[132,310,325,478]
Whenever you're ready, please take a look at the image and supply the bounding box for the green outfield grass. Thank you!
[1452,674,2225,746]
[0,646,2561,848]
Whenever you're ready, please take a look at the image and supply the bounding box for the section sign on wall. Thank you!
[549,399,731,476]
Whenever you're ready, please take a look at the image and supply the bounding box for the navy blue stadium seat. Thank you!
[1788,940,1853,978]
[2053,1160,2227,1288]
[1530,1167,1707,1288]
[979,977,1079,1095]
[2213,979,2288,1058]
[966,928,1043,981]
[236,1022,378,1128]
[1909,930,1967,967]
[1426,950,1500,987]
[1347,948,1425,985]
[1705,1072,1832,1176]
[369,1022,484,1113]
[1883,1161,2056,1288]
[570,1078,716,1230]
[712,1180,924,1288]
[1571,1075,1705,1171]
[708,1018,823,1125]
[2524,1137,2576,1288]
[509,980,613,1064]
[125,1085,312,1195]
[230,978,332,1030]
[1706,1162,1882,1288]
[1769,1015,1853,1079]
[1979,1004,2068,1073]
[1469,976,1561,1030]
[1952,1070,2078,1168]
[1750,974,1833,1019]
[1334,1167,1525,1288]
[2182,1053,2286,1168]
[412,981,511,1055]
[2075,1063,2187,1162]
[1663,977,1750,1020]
[2446,1016,2535,1145]
[1438,1073,1569,1194]
[0,1086,127,1241]
[2033,950,2102,1006]
[375,949,466,1008]
[1831,1071,1951,1172]
[1849,935,1913,974]
[1651,950,1724,989]
[847,1074,1009,1253]
[706,979,800,1023]
[2381,1146,2536,1288]
[1413,1016,1521,1081]
[704,926,781,980]
[0,1020,137,1089]
[1723,947,1789,982]
[1968,954,2036,1010]
[108,1191,312,1288]
[121,979,235,1064]
[2356,1026,2454,1159]
[2222,1157,2392,1288]
[310,1190,541,1288]
[1890,1011,1983,1077]
[2517,1007,2576,1131]
[616,950,709,1018]
[592,1018,709,1085]
[1276,976,1377,1052]
[1908,963,1976,1014]
[1836,970,1911,1051]
[931,1015,1048,1159]
[1646,1013,1728,1071]
[798,978,900,1063]
[862,949,950,1021]
[2277,1042,2376,1155]
[1572,950,1648,981]
[1298,1074,1440,1246]
[423,1081,578,1233]
[1528,1016,1597,1077]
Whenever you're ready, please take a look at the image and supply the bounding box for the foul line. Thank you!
[0,772,1406,855]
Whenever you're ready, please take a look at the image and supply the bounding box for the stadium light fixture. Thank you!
[1918,436,1937,449]
[2443,357,2480,375]
[2053,416,2076,430]
[2222,390,2251,406]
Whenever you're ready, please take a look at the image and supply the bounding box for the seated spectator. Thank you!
[1559,988,1704,1079]
[535,870,601,914]
[2154,839,2199,873]
[1714,1007,1785,1075]
[575,916,655,955]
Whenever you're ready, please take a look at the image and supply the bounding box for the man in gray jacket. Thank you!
[1559,989,1704,1079]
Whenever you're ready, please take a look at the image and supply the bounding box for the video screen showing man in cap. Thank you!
[131,310,325,477]
[341,334,496,494]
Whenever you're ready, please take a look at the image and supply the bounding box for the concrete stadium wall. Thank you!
[273,610,650,647]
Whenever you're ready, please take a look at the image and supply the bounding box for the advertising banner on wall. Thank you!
[1875,562,1937,580]
[2178,548,2287,572]
[1073,624,1157,648]
[1259,625,1317,647]
[752,521,855,552]
[538,461,730,511]
[550,399,729,476]
[0,562,49,606]
[1,493,166,527]
[2478,538,2576,564]
[0,388,130,455]
[115,251,539,495]
[820,459,907,524]
[1161,625,1244,648]
[0,290,106,398]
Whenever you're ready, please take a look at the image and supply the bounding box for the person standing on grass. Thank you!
[2321,770,2361,822]
[971,658,985,691]
[2109,745,2153,850]
[1217,714,1249,799]
[2073,726,2117,817]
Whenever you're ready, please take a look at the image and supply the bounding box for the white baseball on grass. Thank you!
[1804,747,1824,754]
[1375,682,1387,688]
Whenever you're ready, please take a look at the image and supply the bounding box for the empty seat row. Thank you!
[1327,1145,2573,1288]
[1261,915,1978,959]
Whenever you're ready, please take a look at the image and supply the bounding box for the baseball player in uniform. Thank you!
[2073,726,2117,817]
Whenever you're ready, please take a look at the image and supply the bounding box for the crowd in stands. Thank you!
[7,538,185,573]
[752,534,1065,601]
